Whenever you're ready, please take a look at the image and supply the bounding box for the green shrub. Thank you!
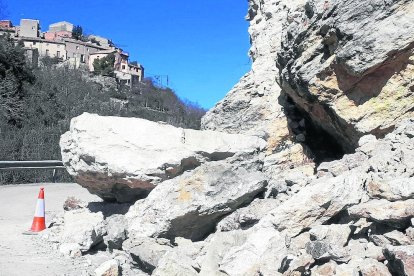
[93,54,115,77]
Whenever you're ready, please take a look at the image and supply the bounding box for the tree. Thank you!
[93,54,115,76]
[0,35,34,125]
[72,25,83,40]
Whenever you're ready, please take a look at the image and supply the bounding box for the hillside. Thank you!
[0,35,205,184]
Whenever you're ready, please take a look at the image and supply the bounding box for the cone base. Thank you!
[30,217,46,232]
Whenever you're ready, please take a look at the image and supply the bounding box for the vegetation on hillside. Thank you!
[0,35,206,184]
[93,53,115,76]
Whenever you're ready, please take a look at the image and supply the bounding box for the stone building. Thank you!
[45,21,73,41]
[0,20,16,37]
[64,38,107,65]
[0,20,12,29]
[20,37,66,59]
[19,19,39,38]
[89,49,144,86]
[49,21,73,33]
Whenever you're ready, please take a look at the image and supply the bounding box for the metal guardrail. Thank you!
[0,160,65,182]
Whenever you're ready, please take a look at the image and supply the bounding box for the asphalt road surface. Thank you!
[0,183,100,276]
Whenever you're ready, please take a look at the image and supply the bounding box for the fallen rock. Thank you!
[152,251,198,276]
[198,230,248,275]
[346,239,384,261]
[279,251,314,275]
[260,170,366,235]
[104,215,127,251]
[359,258,391,276]
[61,113,266,202]
[383,231,412,246]
[305,224,351,262]
[122,237,172,274]
[406,227,414,242]
[218,226,286,276]
[367,177,414,201]
[59,243,82,258]
[126,154,267,241]
[384,245,414,276]
[311,260,337,276]
[216,198,280,232]
[61,209,106,252]
[348,199,414,228]
[94,259,120,276]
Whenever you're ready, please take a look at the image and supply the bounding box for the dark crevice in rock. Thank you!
[278,256,293,273]
[323,209,351,225]
[281,94,346,165]
[87,201,132,218]
[129,254,156,274]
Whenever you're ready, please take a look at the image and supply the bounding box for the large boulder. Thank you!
[126,154,267,241]
[278,0,414,151]
[60,113,266,202]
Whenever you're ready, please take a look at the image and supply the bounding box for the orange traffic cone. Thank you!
[30,187,46,232]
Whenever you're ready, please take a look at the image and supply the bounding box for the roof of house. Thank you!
[62,38,110,50]
[17,36,66,45]
[50,21,74,27]
[89,49,117,55]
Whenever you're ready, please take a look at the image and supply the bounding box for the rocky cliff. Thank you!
[278,0,414,152]
[48,0,414,275]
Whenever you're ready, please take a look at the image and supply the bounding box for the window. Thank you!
[76,46,80,50]
[81,54,85,63]
[33,42,36,45]
[45,49,49,56]
[122,65,125,70]
[57,51,60,58]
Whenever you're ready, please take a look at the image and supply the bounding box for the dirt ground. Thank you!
[0,183,101,276]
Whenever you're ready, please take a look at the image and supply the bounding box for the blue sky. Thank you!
[3,0,251,109]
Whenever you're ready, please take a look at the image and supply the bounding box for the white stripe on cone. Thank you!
[34,199,45,217]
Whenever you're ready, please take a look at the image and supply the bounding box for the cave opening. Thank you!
[282,95,346,165]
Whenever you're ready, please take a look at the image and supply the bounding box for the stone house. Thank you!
[44,21,73,41]
[49,21,73,33]
[20,37,66,59]
[0,20,12,29]
[64,38,107,65]
[89,49,144,86]
[19,19,39,38]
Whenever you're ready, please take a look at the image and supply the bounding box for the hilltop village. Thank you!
[0,19,144,86]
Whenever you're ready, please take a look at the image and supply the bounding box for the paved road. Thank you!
[0,183,100,276]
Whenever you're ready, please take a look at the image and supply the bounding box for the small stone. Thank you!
[94,259,120,276]
[59,243,82,258]
[406,227,414,241]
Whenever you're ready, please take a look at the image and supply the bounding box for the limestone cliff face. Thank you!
[203,0,414,154]
[278,0,414,151]
[201,0,304,140]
